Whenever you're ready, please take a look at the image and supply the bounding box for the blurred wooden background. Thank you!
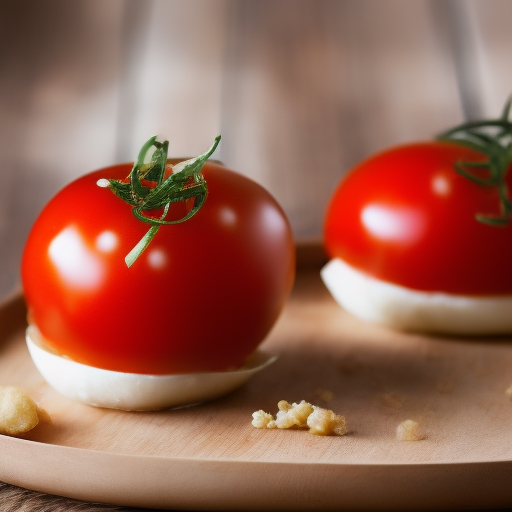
[0,0,512,297]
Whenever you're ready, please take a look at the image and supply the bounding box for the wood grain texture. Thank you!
[1,265,512,510]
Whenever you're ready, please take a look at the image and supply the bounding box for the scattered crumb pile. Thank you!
[396,419,425,441]
[0,386,50,437]
[252,400,346,436]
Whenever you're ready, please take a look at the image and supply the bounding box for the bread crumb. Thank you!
[0,386,49,437]
[396,419,425,441]
[506,384,512,401]
[251,410,275,429]
[275,400,314,429]
[307,407,346,436]
[252,400,346,436]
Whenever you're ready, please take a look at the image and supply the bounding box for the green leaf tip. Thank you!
[101,135,221,267]
[437,99,512,226]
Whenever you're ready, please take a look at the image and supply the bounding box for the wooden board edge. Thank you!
[1,435,512,510]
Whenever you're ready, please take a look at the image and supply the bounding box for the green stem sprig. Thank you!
[437,98,512,226]
[102,135,221,267]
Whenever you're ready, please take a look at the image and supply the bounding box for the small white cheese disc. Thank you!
[321,257,512,335]
[26,325,276,411]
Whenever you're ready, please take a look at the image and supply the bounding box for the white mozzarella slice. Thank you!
[321,258,512,335]
[26,325,276,411]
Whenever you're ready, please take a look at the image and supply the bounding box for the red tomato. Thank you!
[324,141,512,296]
[22,162,295,375]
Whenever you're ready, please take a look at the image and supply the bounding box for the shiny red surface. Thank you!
[22,162,295,374]
[324,141,512,295]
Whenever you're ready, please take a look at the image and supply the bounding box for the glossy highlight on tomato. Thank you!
[324,141,512,296]
[22,161,295,375]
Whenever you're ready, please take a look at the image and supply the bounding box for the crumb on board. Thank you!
[275,400,314,429]
[396,419,425,441]
[252,400,346,436]
[506,384,512,401]
[307,406,346,436]
[251,410,276,429]
[0,386,50,437]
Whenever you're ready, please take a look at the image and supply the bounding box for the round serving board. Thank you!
[1,267,512,510]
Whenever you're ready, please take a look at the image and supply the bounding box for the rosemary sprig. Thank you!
[100,135,221,267]
[437,98,512,226]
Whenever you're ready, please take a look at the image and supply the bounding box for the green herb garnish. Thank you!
[100,135,221,267]
[437,99,512,226]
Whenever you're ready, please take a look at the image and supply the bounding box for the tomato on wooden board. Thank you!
[324,141,512,295]
[324,121,512,297]
[21,138,295,375]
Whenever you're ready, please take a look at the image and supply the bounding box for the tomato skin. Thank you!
[324,141,512,296]
[22,162,295,375]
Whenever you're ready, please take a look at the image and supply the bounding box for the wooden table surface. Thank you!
[0,482,137,512]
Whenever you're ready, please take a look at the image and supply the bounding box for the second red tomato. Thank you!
[324,141,512,296]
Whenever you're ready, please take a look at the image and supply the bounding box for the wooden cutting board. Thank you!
[1,265,512,510]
